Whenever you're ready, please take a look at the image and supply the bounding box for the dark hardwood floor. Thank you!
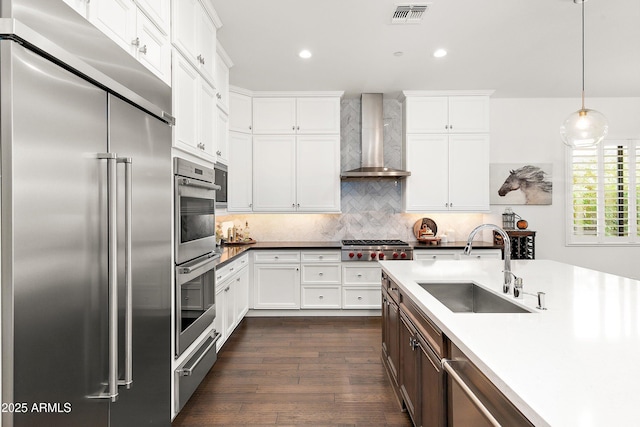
[172,316,412,427]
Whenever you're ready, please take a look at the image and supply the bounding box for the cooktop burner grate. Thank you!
[342,239,409,246]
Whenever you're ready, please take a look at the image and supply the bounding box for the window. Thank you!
[568,139,639,244]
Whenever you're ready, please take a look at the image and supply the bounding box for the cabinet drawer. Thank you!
[300,250,341,263]
[342,264,382,285]
[301,264,341,284]
[301,285,341,309]
[216,254,249,283]
[402,298,445,358]
[414,250,460,261]
[342,287,381,309]
[253,251,300,263]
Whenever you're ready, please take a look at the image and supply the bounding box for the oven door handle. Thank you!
[177,254,220,276]
[178,177,221,191]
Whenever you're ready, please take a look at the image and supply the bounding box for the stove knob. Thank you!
[349,252,355,258]
[378,252,385,260]
[400,252,407,259]
[393,252,399,259]
[357,252,363,259]
[370,252,377,259]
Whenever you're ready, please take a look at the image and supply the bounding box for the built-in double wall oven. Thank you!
[174,158,221,357]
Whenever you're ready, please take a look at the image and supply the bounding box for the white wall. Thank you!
[487,97,640,279]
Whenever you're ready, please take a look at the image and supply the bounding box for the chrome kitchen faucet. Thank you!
[464,224,512,294]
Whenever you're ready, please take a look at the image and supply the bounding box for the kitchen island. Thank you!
[379,258,640,427]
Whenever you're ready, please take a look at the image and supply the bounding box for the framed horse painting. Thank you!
[489,163,553,205]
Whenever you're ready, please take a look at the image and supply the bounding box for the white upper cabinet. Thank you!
[252,98,297,134]
[88,0,137,54]
[404,95,490,134]
[229,91,253,133]
[215,106,229,164]
[403,91,492,212]
[296,97,341,134]
[135,9,171,83]
[403,134,490,212]
[135,0,170,35]
[227,131,253,212]
[252,135,297,212]
[71,0,170,85]
[172,51,217,161]
[172,0,218,86]
[214,43,232,114]
[252,97,341,135]
[296,135,341,212]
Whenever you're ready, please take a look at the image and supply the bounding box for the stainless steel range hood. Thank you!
[340,93,410,179]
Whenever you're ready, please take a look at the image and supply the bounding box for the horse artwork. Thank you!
[490,164,553,205]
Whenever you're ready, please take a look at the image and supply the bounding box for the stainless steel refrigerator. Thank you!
[1,2,173,426]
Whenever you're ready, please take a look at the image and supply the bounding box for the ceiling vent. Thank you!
[391,3,429,24]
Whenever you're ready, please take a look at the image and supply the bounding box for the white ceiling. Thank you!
[210,0,640,98]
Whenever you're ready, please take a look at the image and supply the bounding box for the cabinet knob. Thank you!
[249,125,252,130]
[139,45,147,55]
[319,295,324,299]
[131,37,140,47]
[357,296,362,300]
[297,126,300,130]
[319,272,324,276]
[445,124,449,130]
[357,273,362,277]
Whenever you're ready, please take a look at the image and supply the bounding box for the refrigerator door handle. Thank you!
[118,157,133,390]
[89,152,120,402]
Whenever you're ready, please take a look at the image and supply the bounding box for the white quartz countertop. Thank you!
[379,259,640,427]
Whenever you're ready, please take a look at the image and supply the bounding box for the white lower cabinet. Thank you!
[342,263,382,309]
[213,254,249,351]
[253,251,301,309]
[300,251,342,309]
[413,249,502,261]
[301,286,341,309]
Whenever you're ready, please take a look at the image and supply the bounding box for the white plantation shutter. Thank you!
[569,140,639,244]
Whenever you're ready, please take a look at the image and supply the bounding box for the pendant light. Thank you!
[560,0,608,148]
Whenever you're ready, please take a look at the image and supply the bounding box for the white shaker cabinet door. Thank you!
[199,79,217,159]
[296,97,341,134]
[405,96,448,133]
[197,5,217,85]
[136,0,170,35]
[448,134,490,211]
[171,0,199,64]
[233,266,250,321]
[215,107,229,164]
[252,135,296,211]
[135,9,171,84]
[253,264,300,309]
[172,53,199,152]
[447,96,490,133]
[229,92,253,133]
[89,0,137,55]
[227,132,253,212]
[296,135,340,212]
[252,98,296,134]
[404,134,449,211]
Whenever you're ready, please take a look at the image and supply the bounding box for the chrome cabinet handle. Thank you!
[178,333,221,376]
[292,126,295,130]
[249,125,252,130]
[297,126,300,130]
[318,272,324,276]
[118,157,133,389]
[131,37,140,47]
[357,296,363,300]
[197,54,205,65]
[139,45,147,55]
[442,359,501,427]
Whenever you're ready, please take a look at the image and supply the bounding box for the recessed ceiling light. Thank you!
[433,49,447,58]
[299,49,312,59]
[393,51,404,57]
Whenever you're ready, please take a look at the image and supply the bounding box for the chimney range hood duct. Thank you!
[340,93,411,179]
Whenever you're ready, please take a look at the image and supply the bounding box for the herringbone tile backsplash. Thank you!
[220,97,485,241]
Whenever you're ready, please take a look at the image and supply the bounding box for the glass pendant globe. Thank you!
[560,108,609,148]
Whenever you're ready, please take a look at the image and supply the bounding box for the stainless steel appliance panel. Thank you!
[175,331,221,413]
[214,162,228,209]
[108,95,172,426]
[1,40,110,427]
[175,253,218,356]
[174,169,218,264]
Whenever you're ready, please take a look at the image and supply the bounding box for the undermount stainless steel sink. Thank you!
[419,282,533,313]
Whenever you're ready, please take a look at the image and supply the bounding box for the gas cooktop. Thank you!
[341,239,413,261]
